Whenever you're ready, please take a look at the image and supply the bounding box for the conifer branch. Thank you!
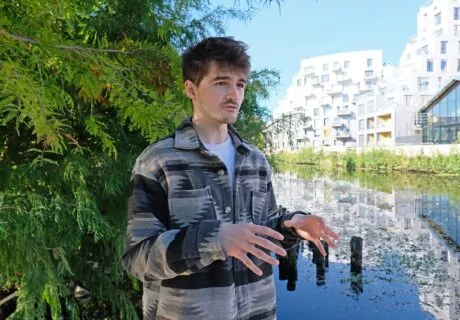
[0,28,149,54]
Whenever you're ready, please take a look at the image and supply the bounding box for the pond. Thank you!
[272,168,460,320]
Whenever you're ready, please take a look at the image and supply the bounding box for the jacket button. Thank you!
[218,169,225,176]
[225,206,232,213]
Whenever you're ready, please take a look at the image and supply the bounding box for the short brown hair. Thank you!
[181,37,251,86]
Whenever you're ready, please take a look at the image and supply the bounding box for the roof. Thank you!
[418,77,460,113]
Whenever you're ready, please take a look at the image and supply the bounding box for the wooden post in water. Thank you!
[350,236,363,294]
[277,205,299,291]
[309,240,329,286]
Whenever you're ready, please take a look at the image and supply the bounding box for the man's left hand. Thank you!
[283,214,339,256]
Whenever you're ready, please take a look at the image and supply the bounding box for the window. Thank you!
[321,74,329,82]
[457,59,460,72]
[314,108,320,116]
[441,41,448,54]
[455,7,460,20]
[297,79,301,86]
[435,13,441,25]
[359,119,365,131]
[365,80,373,88]
[344,61,350,69]
[324,118,329,126]
[314,119,320,128]
[427,59,433,72]
[418,77,430,91]
[358,104,365,115]
[365,70,374,77]
[359,135,364,146]
[343,94,349,103]
[441,59,447,72]
[323,63,329,72]
[367,58,373,68]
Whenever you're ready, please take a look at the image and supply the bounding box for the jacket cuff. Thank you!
[196,220,226,264]
[278,211,310,245]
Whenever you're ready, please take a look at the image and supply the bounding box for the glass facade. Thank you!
[421,83,460,144]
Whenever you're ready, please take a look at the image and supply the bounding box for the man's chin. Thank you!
[221,115,238,125]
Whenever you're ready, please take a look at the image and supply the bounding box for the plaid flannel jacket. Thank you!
[122,118,301,320]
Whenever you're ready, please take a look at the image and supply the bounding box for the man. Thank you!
[122,37,339,320]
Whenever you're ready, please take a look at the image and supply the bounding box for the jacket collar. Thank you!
[174,117,250,155]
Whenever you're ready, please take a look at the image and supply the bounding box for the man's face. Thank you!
[185,62,247,126]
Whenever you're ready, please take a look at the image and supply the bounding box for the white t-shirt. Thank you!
[203,137,236,188]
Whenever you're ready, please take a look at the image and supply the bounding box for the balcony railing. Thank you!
[327,85,343,96]
[337,108,352,116]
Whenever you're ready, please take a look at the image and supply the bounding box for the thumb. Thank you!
[283,220,294,228]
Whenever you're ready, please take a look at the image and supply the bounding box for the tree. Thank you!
[0,0,281,318]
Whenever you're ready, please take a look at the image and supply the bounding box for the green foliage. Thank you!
[235,69,279,149]
[271,147,460,176]
[0,0,280,318]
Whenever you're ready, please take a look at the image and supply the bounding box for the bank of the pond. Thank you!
[270,148,460,175]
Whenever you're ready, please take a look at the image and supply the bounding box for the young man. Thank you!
[122,37,339,320]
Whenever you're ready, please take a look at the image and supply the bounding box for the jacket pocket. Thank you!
[169,187,217,228]
[251,190,268,225]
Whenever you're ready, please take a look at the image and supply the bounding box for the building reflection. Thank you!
[272,172,460,320]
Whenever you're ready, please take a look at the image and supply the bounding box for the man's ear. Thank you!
[184,80,196,100]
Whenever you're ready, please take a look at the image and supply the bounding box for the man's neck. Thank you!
[192,118,229,144]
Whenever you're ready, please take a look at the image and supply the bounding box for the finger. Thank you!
[242,243,280,265]
[312,238,327,256]
[238,253,263,276]
[248,224,284,241]
[321,233,338,249]
[322,226,340,240]
[245,233,287,256]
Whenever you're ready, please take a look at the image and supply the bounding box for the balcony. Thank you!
[337,76,352,85]
[358,86,373,94]
[304,67,316,77]
[337,107,353,116]
[333,66,344,74]
[320,98,332,108]
[331,118,343,127]
[312,81,323,88]
[363,74,379,82]
[305,91,316,99]
[336,131,352,139]
[327,84,343,96]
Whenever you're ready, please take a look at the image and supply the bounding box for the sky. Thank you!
[214,0,427,112]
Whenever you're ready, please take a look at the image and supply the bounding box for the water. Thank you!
[272,168,460,320]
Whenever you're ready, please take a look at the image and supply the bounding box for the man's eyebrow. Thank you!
[212,76,247,83]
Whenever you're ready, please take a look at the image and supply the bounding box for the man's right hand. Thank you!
[220,223,287,276]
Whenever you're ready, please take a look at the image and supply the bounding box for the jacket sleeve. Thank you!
[121,157,226,282]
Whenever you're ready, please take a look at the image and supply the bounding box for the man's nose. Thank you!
[226,84,239,100]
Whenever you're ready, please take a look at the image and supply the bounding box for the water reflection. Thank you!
[273,170,460,320]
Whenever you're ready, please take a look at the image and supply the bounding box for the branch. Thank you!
[0,28,149,54]
[262,112,308,132]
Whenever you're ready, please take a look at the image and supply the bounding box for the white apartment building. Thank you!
[358,0,460,148]
[271,50,383,151]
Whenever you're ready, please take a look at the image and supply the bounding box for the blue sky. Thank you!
[215,0,427,111]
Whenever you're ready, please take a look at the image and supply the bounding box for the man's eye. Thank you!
[238,83,246,89]
[216,82,226,86]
